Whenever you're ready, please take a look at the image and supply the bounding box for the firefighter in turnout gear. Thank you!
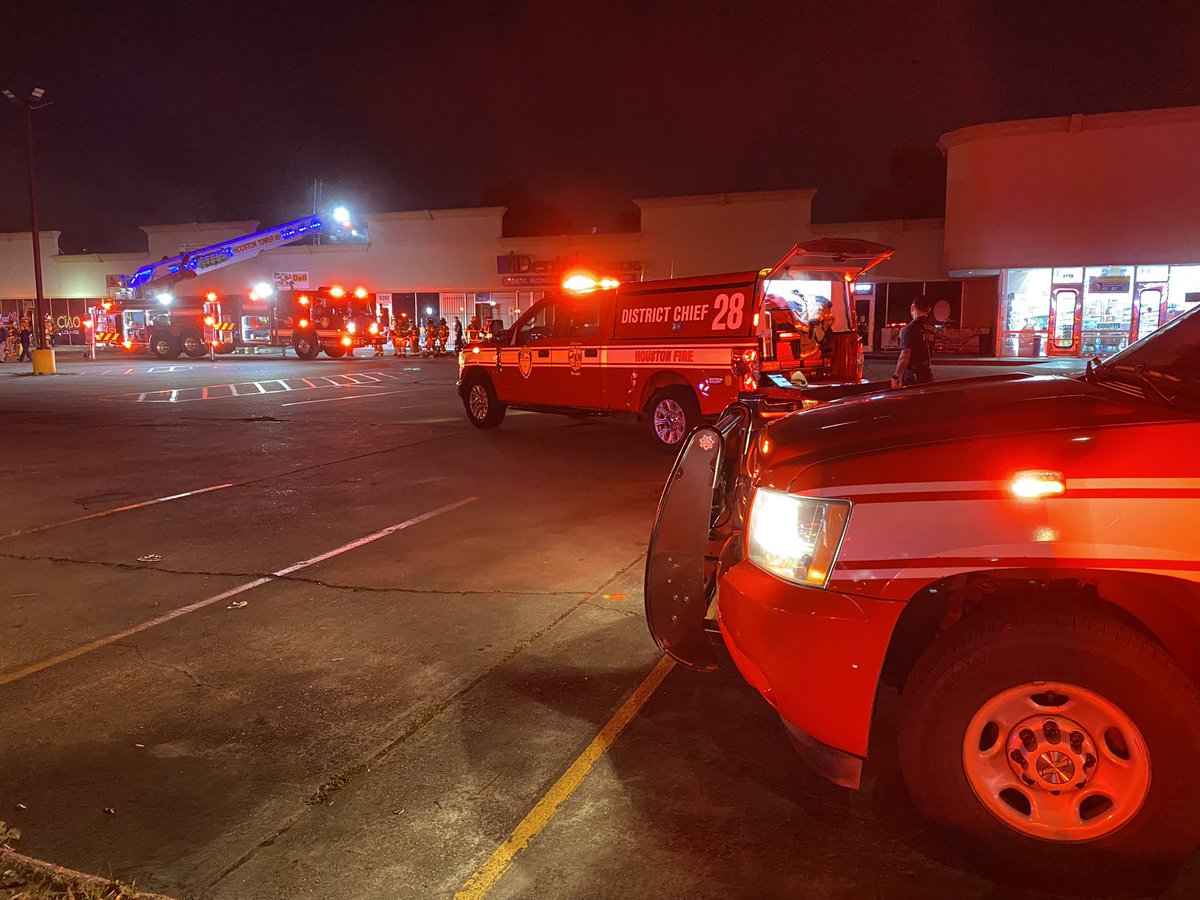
[465,316,482,344]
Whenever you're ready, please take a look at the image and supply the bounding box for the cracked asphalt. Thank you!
[1,351,1195,900]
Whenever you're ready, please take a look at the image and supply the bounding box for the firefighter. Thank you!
[391,316,408,356]
[407,318,420,357]
[466,316,482,344]
[372,317,386,357]
[436,318,450,356]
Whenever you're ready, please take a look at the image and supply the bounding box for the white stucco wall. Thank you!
[635,190,817,279]
[0,190,951,300]
[941,105,1200,271]
[0,231,63,299]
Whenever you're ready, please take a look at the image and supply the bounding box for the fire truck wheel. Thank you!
[463,374,505,428]
[646,387,699,453]
[149,331,180,360]
[324,343,347,359]
[897,603,1200,886]
[292,334,321,360]
[179,329,206,358]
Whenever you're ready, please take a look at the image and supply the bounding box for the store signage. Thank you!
[274,271,310,289]
[1088,275,1131,294]
[497,252,642,288]
[501,273,558,287]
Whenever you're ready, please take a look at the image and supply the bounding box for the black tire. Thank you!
[179,329,206,358]
[324,343,346,359]
[898,603,1200,886]
[149,331,180,360]
[293,333,321,360]
[645,387,700,453]
[462,374,505,428]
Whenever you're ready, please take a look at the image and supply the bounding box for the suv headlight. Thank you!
[746,488,851,588]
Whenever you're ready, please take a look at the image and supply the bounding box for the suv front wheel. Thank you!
[463,374,506,428]
[898,604,1200,884]
[646,387,699,453]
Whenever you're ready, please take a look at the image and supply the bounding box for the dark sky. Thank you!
[3,0,1199,252]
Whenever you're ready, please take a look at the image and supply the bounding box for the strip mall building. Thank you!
[2,104,1197,357]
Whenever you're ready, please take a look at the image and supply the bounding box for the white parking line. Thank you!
[1,482,234,541]
[0,497,478,687]
[280,389,410,408]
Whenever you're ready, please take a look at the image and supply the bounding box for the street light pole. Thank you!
[23,101,48,350]
[3,86,54,371]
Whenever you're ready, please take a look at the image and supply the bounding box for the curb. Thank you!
[0,846,178,899]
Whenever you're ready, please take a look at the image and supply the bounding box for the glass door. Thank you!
[1047,288,1081,355]
[1131,284,1165,343]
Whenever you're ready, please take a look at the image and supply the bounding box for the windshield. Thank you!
[1091,304,1200,408]
[1104,304,1200,375]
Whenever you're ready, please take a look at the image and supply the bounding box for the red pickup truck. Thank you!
[646,304,1200,883]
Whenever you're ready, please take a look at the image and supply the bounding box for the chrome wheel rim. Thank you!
[962,681,1151,842]
[183,336,201,354]
[653,398,686,444]
[154,338,171,355]
[468,384,489,420]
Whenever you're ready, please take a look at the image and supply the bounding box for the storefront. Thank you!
[999,264,1200,358]
[941,105,1200,358]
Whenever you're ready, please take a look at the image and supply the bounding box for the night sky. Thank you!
[3,1,1198,252]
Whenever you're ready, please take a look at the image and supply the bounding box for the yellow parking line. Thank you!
[454,654,676,900]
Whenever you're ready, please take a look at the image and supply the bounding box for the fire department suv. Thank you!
[646,305,1200,882]
[458,239,891,450]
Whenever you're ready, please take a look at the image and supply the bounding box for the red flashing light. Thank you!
[205,291,218,302]
[563,273,598,293]
[299,295,311,306]
[82,319,93,329]
[1010,470,1066,499]
[101,299,113,311]
[204,315,215,326]
[121,339,133,350]
[340,335,353,347]
[329,286,345,298]
[354,287,368,299]
[298,318,310,328]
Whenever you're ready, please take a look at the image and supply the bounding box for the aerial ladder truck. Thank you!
[90,216,380,360]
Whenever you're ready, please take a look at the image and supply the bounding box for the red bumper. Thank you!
[717,560,904,759]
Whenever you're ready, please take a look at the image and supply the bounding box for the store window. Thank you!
[1081,266,1133,357]
[1000,268,1051,357]
[1166,265,1200,326]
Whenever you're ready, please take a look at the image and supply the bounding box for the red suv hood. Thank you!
[760,374,1177,477]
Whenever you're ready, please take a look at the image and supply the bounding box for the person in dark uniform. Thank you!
[17,321,33,362]
[891,295,936,388]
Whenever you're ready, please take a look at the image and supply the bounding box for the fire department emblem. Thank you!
[567,344,583,376]
[518,347,533,379]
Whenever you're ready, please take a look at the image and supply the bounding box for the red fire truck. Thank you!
[89,216,380,359]
[458,238,893,450]
[90,285,380,360]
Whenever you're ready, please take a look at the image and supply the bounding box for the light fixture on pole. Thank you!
[3,85,54,373]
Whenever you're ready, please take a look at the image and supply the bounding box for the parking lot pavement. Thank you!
[0,353,1193,900]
